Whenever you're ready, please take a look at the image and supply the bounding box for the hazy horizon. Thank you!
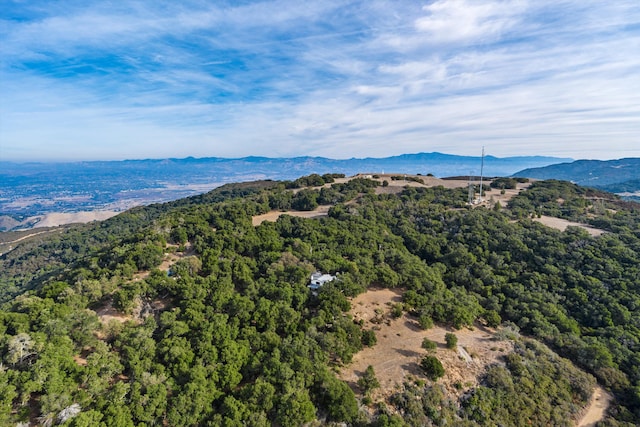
[0,151,577,165]
[2,1,639,162]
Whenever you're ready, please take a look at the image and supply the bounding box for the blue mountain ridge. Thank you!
[512,158,640,189]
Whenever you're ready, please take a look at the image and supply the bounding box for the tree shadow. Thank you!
[473,323,498,341]
[400,362,423,377]
[395,348,421,358]
[403,319,423,332]
[344,379,360,394]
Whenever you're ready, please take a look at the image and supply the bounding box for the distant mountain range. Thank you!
[513,158,640,197]
[1,152,571,230]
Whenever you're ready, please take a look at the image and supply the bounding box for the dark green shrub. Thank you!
[445,333,458,349]
[420,356,445,380]
[422,338,437,351]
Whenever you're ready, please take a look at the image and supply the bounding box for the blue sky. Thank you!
[1,0,639,161]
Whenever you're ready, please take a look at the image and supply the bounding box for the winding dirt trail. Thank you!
[577,386,612,427]
[0,229,64,256]
[2,229,54,245]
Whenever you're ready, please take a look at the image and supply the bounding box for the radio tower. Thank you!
[478,147,485,202]
[468,171,474,205]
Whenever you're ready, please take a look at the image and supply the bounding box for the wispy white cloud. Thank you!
[415,0,528,44]
[1,0,639,161]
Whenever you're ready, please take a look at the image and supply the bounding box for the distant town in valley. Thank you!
[2,153,640,232]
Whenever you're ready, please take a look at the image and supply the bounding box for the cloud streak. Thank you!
[415,0,528,43]
[1,0,639,161]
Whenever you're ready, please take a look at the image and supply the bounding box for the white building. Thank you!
[309,271,336,291]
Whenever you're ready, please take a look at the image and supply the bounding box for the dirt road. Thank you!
[577,386,612,427]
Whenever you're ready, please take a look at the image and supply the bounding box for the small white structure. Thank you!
[309,271,335,291]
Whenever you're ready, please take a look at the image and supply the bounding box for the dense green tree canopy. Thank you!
[0,176,639,425]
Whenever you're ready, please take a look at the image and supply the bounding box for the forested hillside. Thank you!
[513,158,640,199]
[1,174,639,426]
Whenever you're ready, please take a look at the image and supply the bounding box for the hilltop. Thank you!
[0,152,571,230]
[0,173,639,426]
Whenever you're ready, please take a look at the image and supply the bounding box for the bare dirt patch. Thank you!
[577,386,612,427]
[96,245,186,326]
[373,175,470,192]
[485,182,531,205]
[131,243,195,281]
[95,301,131,325]
[372,176,530,208]
[157,254,179,273]
[252,205,331,226]
[73,355,88,366]
[340,288,513,401]
[342,288,610,426]
[533,216,605,236]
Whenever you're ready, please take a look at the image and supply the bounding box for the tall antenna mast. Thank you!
[468,171,474,205]
[479,147,485,202]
